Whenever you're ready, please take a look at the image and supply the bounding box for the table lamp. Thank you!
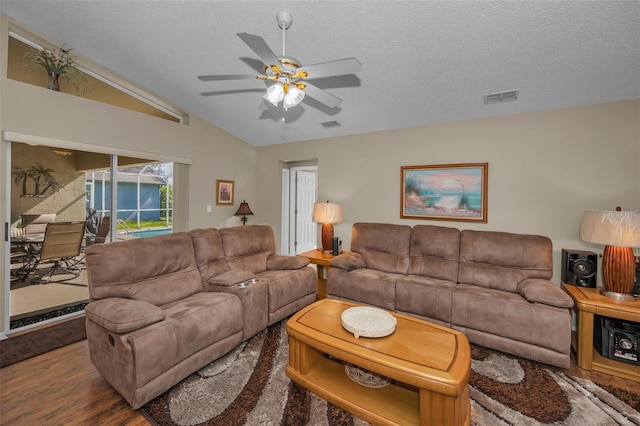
[234,201,254,225]
[312,201,343,253]
[579,209,640,300]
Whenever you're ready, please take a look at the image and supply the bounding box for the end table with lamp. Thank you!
[561,282,640,382]
[563,208,640,381]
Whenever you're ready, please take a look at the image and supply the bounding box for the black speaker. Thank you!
[562,248,597,287]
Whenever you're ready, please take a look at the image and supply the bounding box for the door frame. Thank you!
[281,163,317,255]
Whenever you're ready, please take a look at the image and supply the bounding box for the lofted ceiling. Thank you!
[1,1,639,147]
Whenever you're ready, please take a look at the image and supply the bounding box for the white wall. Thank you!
[255,99,640,285]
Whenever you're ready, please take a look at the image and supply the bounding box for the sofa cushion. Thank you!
[517,279,574,308]
[190,228,230,281]
[331,252,366,271]
[327,267,398,310]
[350,223,412,274]
[130,292,243,388]
[255,267,316,324]
[396,275,455,324]
[458,230,553,293]
[86,298,165,333]
[451,284,571,354]
[220,225,276,273]
[409,225,460,282]
[256,268,315,313]
[86,232,203,305]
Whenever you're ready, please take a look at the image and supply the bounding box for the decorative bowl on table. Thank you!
[341,306,397,339]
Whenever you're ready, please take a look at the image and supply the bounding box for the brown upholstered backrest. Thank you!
[350,222,412,274]
[458,230,553,292]
[219,225,276,273]
[409,225,461,282]
[189,228,230,281]
[86,232,202,305]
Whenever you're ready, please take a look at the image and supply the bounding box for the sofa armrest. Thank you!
[85,298,165,334]
[205,270,255,287]
[267,255,309,270]
[517,279,574,308]
[330,252,366,271]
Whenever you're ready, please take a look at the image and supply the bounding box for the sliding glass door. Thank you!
[6,141,173,332]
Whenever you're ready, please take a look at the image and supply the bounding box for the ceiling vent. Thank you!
[484,90,519,105]
[320,120,341,128]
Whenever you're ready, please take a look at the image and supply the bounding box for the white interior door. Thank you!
[294,169,316,254]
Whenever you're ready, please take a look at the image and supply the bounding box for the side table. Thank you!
[298,249,347,299]
[561,282,640,382]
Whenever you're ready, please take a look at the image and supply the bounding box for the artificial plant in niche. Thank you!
[24,44,88,92]
[13,163,62,197]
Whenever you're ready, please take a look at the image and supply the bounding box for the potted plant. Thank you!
[25,44,88,92]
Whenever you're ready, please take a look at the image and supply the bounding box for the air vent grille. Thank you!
[320,120,341,128]
[484,90,519,105]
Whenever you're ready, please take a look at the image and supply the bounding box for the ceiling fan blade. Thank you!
[302,82,342,108]
[298,58,361,79]
[198,74,259,81]
[237,32,280,67]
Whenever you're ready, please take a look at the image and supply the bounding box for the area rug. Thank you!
[140,321,640,425]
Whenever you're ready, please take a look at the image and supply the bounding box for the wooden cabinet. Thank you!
[562,283,640,382]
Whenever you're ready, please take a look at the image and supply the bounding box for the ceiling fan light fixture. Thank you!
[283,85,305,108]
[264,82,285,106]
[198,9,360,112]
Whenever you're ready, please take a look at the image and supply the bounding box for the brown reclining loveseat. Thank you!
[84,224,316,409]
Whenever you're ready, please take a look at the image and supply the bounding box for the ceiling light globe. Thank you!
[283,86,305,108]
[264,82,284,106]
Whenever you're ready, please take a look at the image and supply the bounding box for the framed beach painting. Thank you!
[216,180,234,205]
[401,163,488,223]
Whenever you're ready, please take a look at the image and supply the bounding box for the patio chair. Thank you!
[22,213,57,237]
[30,221,85,284]
[93,216,110,244]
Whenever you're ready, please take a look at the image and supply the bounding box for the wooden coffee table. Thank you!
[286,299,471,426]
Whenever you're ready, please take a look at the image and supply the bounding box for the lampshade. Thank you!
[283,85,305,109]
[579,210,640,300]
[312,201,343,225]
[234,201,254,225]
[264,82,284,106]
[580,210,640,247]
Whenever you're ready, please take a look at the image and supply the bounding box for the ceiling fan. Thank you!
[198,10,361,110]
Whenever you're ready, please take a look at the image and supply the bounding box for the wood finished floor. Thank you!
[1,326,638,425]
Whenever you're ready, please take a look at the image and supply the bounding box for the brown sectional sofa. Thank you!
[84,225,316,409]
[327,222,575,368]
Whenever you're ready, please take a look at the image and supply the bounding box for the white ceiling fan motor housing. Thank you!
[276,10,293,30]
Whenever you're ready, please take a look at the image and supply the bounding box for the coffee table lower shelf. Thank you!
[287,356,419,426]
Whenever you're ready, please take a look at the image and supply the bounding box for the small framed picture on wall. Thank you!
[216,180,234,205]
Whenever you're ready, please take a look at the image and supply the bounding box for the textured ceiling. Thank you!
[1,1,639,147]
